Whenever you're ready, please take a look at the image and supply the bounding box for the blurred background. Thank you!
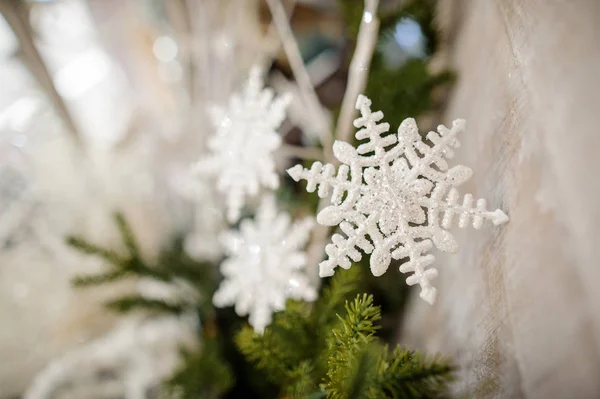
[2,0,600,398]
[0,0,444,397]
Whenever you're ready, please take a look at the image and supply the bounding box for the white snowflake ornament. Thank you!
[213,195,316,333]
[193,67,292,222]
[287,95,508,304]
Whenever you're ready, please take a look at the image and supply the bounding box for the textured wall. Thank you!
[401,1,600,398]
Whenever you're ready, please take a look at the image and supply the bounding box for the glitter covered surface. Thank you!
[288,94,508,304]
[193,67,291,222]
[212,195,316,333]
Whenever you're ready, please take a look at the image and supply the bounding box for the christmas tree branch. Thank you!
[104,295,187,315]
[375,348,455,398]
[114,212,140,258]
[72,269,128,287]
[235,325,297,383]
[335,0,380,146]
[323,294,381,398]
[314,267,362,334]
[66,236,124,266]
[164,343,234,399]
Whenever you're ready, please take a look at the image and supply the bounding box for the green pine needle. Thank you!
[104,295,187,315]
[323,295,381,399]
[314,267,363,335]
[235,323,300,384]
[114,212,141,257]
[374,347,455,398]
[164,343,234,398]
[285,361,320,398]
[66,236,124,265]
[71,269,128,286]
[322,295,455,399]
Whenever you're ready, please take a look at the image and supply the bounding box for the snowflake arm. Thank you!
[287,94,509,304]
[193,67,292,222]
[212,195,316,333]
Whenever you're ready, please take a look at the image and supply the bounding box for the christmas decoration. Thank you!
[288,94,508,304]
[24,316,195,399]
[67,217,456,398]
[213,195,316,333]
[193,67,292,222]
[64,213,236,398]
[7,0,466,397]
[171,170,225,262]
[236,284,455,399]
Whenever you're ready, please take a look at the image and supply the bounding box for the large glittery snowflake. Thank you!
[193,67,291,222]
[287,95,509,304]
[212,195,316,333]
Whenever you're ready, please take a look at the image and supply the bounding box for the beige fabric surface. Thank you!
[402,1,600,398]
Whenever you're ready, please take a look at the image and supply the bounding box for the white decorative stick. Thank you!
[304,0,381,284]
[264,0,297,60]
[265,0,332,151]
[335,0,380,145]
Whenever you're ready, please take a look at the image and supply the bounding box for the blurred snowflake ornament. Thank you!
[287,95,508,304]
[171,170,225,262]
[213,195,316,333]
[193,67,292,222]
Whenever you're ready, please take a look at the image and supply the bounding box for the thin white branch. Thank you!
[0,1,81,144]
[303,0,380,285]
[265,0,332,151]
[335,0,380,146]
[264,0,297,59]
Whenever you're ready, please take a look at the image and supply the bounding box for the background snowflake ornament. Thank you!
[212,195,316,333]
[193,67,292,222]
[288,94,509,305]
[171,170,225,262]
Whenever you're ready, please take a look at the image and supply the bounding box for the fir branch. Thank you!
[104,295,187,315]
[374,347,455,399]
[114,212,140,258]
[270,300,314,358]
[235,299,316,388]
[71,269,128,287]
[311,268,363,378]
[235,324,298,384]
[322,295,454,399]
[156,238,216,290]
[123,257,172,282]
[332,294,381,350]
[285,361,320,398]
[323,294,381,398]
[66,236,123,265]
[344,343,380,399]
[66,212,237,398]
[67,214,172,284]
[315,267,363,329]
[164,343,234,399]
